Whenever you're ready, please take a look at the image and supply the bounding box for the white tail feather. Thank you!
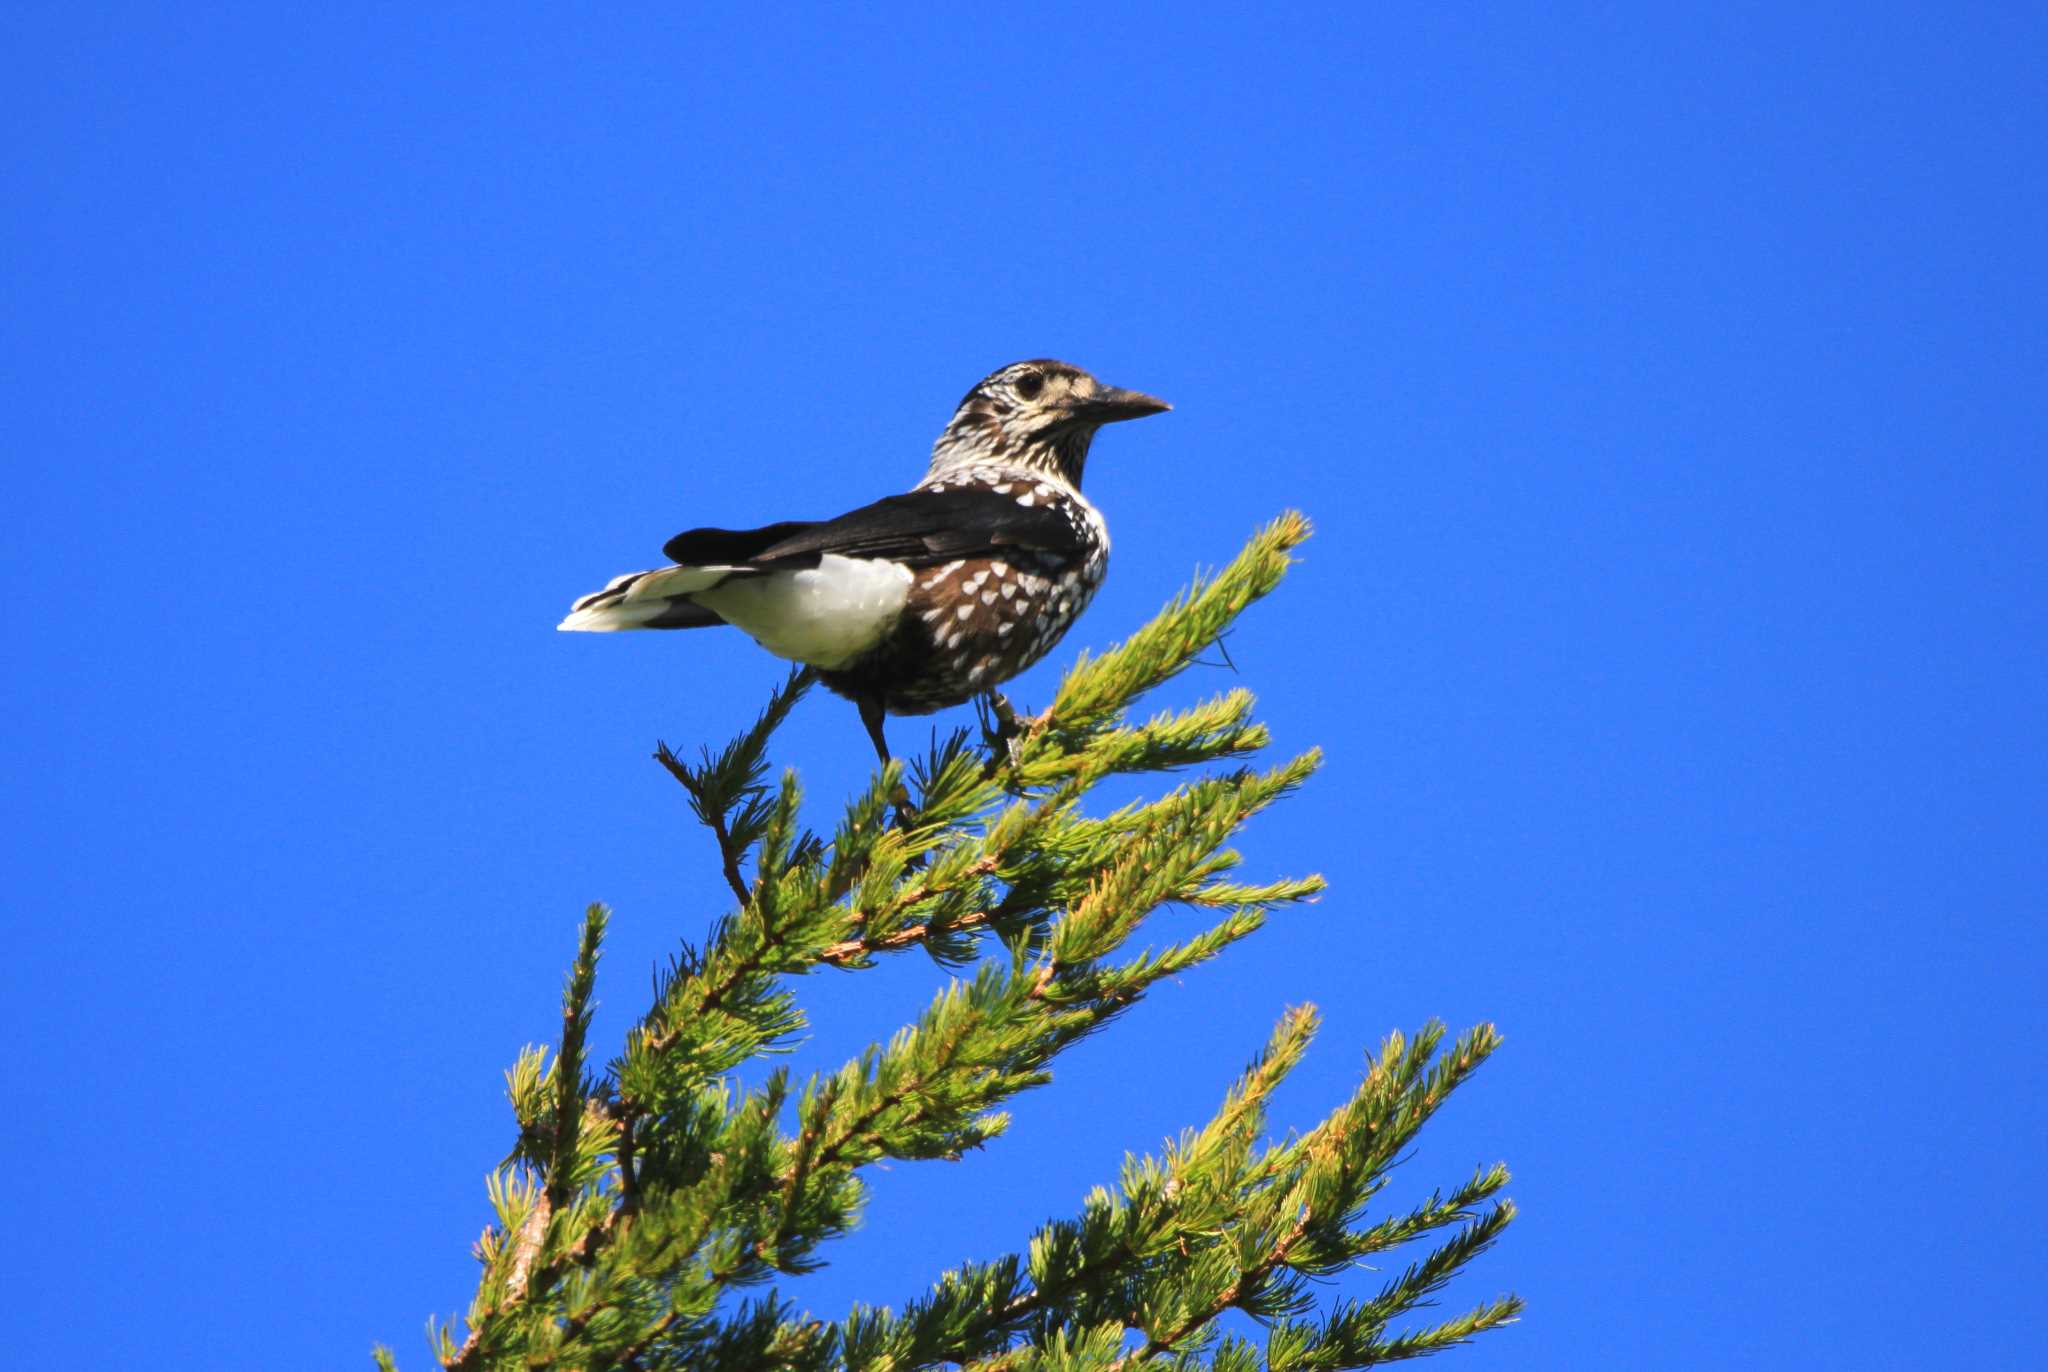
[620,565,737,600]
[557,601,672,632]
[557,564,742,631]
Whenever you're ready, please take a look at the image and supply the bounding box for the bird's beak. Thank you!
[1064,384,1171,425]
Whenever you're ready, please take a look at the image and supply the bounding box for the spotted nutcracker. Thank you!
[558,360,1170,761]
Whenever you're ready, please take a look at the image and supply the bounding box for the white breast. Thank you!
[691,554,913,670]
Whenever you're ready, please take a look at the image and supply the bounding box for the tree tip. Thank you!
[1266,509,1313,549]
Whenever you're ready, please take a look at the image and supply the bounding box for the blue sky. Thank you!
[5,4,2043,1367]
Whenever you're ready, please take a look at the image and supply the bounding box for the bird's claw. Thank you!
[980,691,1031,774]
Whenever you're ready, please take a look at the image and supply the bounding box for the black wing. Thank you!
[662,488,1086,569]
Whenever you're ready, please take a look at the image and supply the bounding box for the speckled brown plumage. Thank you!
[816,463,1110,714]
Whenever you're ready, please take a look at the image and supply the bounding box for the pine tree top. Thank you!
[381,512,1520,1372]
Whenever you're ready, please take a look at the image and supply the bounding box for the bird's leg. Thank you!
[985,690,1023,745]
[858,696,893,767]
[859,696,917,829]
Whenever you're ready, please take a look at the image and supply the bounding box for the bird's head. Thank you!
[929,359,1169,489]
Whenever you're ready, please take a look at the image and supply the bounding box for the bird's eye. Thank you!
[1014,372,1045,401]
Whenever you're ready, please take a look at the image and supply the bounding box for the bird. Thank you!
[558,359,1170,763]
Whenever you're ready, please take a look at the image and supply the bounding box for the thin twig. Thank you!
[444,1195,552,1370]
[708,806,750,904]
[816,908,996,964]
[616,1112,640,1217]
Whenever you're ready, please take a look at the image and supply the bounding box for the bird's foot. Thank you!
[887,777,918,833]
[980,691,1032,776]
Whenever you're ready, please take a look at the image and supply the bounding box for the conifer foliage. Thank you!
[385,512,1519,1371]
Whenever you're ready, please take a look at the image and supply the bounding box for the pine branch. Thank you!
[547,905,606,1212]
[1030,511,1310,745]
[656,667,815,902]
[837,1007,1507,1372]
[1112,1205,1318,1371]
